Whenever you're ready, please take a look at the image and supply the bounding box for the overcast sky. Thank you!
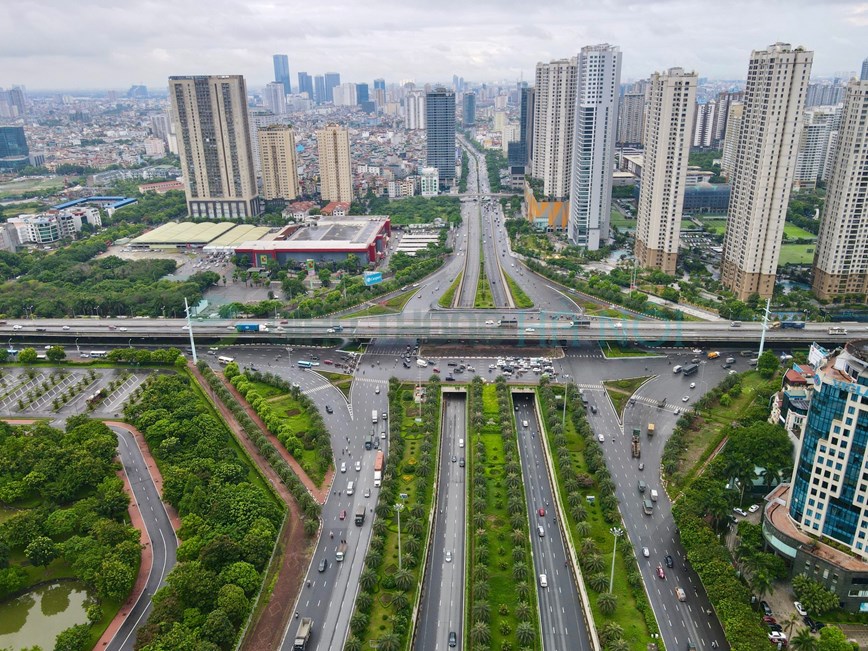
[1,0,866,91]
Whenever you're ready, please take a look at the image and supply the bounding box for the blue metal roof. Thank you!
[52,196,137,210]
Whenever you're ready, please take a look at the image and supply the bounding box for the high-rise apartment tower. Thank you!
[531,58,577,199]
[720,43,813,299]
[258,124,299,201]
[316,125,353,203]
[425,89,456,185]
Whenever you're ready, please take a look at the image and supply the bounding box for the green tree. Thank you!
[377,632,401,651]
[470,621,491,645]
[201,607,237,648]
[18,347,38,364]
[217,583,249,625]
[793,574,840,615]
[46,346,67,362]
[516,620,536,646]
[757,350,780,378]
[597,592,618,615]
[817,626,856,651]
[53,624,92,651]
[790,627,819,651]
[24,536,57,567]
[96,558,136,601]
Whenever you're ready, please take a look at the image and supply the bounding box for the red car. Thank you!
[432,367,440,373]
[323,359,333,365]
[538,508,546,517]
[657,564,665,579]
[339,509,346,520]
[762,616,777,625]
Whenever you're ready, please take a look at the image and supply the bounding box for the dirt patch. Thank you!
[285,408,301,417]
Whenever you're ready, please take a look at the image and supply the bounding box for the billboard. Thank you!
[363,271,383,286]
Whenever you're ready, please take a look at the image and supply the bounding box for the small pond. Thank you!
[0,580,92,650]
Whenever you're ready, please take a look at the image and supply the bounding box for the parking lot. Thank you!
[0,367,155,419]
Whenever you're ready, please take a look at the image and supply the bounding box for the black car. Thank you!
[445,376,455,382]
[310,355,319,360]
[448,632,457,647]
[318,558,328,572]
[590,405,598,414]
[459,457,465,467]
[760,600,773,616]
[452,455,457,463]
[665,554,674,568]
[325,405,333,414]
[766,624,783,633]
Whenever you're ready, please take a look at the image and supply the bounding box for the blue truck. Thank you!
[236,323,268,332]
[780,321,806,329]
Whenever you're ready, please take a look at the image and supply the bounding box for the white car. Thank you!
[62,325,70,331]
[445,550,452,563]
[614,322,623,328]
[689,382,696,389]
[381,431,386,439]
[525,327,535,333]
[375,386,380,394]
[748,504,760,513]
[340,462,347,473]
[682,395,690,402]
[539,573,548,588]
[354,461,361,472]
[794,601,807,617]
[484,320,496,326]
[327,328,335,333]
[12,324,22,330]
[768,632,787,643]
[733,507,748,517]
[642,547,650,557]
[597,434,605,443]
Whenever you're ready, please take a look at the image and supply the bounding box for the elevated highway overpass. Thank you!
[1,315,858,348]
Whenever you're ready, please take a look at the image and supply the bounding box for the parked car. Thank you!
[794,601,807,617]
[760,600,773,616]
[749,504,760,513]
[733,507,748,517]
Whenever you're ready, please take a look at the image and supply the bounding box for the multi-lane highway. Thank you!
[582,372,729,651]
[106,425,178,651]
[514,393,590,651]
[415,392,467,650]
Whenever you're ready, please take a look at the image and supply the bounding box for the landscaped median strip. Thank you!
[465,376,540,649]
[536,379,660,649]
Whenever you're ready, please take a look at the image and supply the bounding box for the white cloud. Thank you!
[0,0,865,89]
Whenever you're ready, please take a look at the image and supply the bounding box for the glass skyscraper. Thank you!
[0,126,29,169]
[790,341,868,556]
[425,88,456,185]
[273,54,291,94]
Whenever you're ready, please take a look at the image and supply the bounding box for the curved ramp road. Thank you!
[105,425,178,651]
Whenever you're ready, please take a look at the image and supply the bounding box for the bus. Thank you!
[298,360,313,368]
[217,356,235,365]
[89,351,108,358]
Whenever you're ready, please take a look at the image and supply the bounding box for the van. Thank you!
[638,480,647,493]
[730,321,742,327]
[643,499,654,515]
[346,481,354,496]
[726,357,736,364]
[539,573,548,588]
[673,365,683,374]
[650,489,659,502]
[538,525,545,538]
[459,438,464,448]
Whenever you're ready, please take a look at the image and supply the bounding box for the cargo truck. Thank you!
[631,429,641,458]
[647,423,655,438]
[293,617,313,650]
[373,450,385,487]
[354,505,366,526]
[336,542,347,562]
[236,323,268,332]
[372,410,378,423]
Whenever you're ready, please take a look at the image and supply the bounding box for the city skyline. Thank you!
[1,1,866,90]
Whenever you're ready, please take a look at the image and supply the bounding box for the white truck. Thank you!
[416,358,428,368]
[372,410,378,424]
[336,542,347,562]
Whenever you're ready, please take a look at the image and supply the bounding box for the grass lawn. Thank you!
[610,209,634,230]
[341,304,392,318]
[439,272,462,308]
[778,243,815,265]
[316,370,353,399]
[668,371,767,495]
[603,376,650,417]
[474,258,495,309]
[539,390,654,648]
[342,290,417,318]
[698,217,728,236]
[602,343,656,358]
[246,379,285,399]
[384,290,416,310]
[265,392,325,485]
[782,223,817,241]
[0,177,63,198]
[504,273,534,308]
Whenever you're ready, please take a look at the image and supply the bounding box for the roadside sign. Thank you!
[363,271,383,286]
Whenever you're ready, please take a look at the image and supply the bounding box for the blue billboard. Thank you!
[363,271,383,286]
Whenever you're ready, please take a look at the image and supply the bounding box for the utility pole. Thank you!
[609,527,623,593]
[758,298,771,360]
[184,297,197,364]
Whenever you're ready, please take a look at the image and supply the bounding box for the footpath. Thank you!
[189,364,312,651]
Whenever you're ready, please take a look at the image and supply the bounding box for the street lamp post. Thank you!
[609,527,623,593]
[395,502,405,571]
